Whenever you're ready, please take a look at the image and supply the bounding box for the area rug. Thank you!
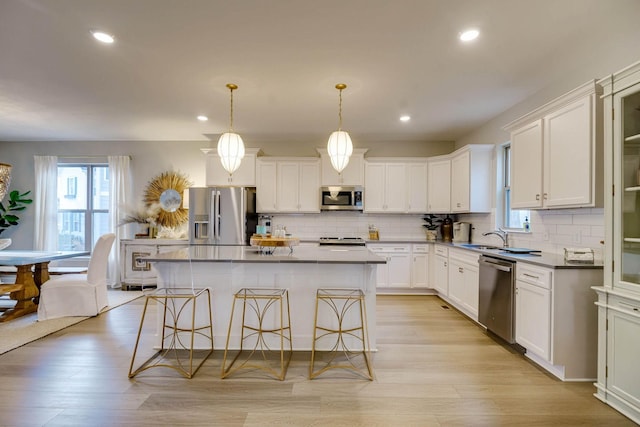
[0,290,143,354]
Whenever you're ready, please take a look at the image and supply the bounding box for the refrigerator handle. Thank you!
[215,190,221,240]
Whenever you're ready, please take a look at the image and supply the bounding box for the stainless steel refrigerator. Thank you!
[188,187,257,245]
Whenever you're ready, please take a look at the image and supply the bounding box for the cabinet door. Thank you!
[276,162,300,212]
[384,163,407,212]
[515,280,551,360]
[434,255,448,295]
[297,162,320,212]
[448,259,465,307]
[544,96,593,207]
[463,261,479,319]
[205,152,256,187]
[511,120,544,208]
[412,253,429,288]
[407,163,428,213]
[256,161,277,212]
[121,243,158,286]
[387,252,411,287]
[364,163,386,212]
[321,151,364,186]
[451,150,470,212]
[607,306,640,408]
[428,160,451,213]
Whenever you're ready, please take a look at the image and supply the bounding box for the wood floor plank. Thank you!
[0,294,634,426]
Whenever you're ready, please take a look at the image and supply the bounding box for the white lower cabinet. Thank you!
[515,265,552,360]
[368,244,411,288]
[515,263,600,381]
[433,246,448,295]
[446,248,479,320]
[411,244,429,288]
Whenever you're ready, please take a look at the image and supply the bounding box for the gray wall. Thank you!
[0,138,454,249]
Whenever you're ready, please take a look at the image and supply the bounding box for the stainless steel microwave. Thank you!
[320,186,364,211]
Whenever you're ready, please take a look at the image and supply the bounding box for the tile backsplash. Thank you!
[269,207,605,259]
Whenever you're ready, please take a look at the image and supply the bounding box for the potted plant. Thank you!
[422,214,442,241]
[0,190,33,249]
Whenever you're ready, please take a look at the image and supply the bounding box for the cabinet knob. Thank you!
[536,194,540,201]
[458,267,463,273]
[543,193,548,200]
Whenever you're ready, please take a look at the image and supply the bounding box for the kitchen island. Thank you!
[144,245,385,350]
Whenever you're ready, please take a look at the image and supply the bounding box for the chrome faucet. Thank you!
[483,228,509,247]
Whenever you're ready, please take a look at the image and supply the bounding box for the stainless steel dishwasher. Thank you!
[478,255,516,343]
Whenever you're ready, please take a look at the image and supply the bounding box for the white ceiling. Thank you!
[1,0,639,145]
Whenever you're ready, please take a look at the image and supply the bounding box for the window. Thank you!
[57,165,110,251]
[500,143,529,230]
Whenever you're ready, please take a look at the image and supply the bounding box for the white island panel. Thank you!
[147,245,383,350]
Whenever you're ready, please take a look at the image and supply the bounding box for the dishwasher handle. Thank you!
[479,256,513,272]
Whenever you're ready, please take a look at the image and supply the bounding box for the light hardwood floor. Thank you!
[0,294,635,426]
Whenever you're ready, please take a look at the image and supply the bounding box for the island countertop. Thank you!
[144,244,387,264]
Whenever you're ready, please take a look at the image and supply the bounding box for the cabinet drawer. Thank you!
[412,244,430,254]
[516,264,552,289]
[434,246,448,257]
[449,248,479,265]
[367,244,410,253]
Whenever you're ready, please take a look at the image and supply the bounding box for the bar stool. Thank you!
[309,288,373,380]
[128,287,214,379]
[221,288,292,380]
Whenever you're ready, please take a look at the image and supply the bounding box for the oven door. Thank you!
[320,187,363,211]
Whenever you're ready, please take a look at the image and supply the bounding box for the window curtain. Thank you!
[108,156,130,288]
[33,156,58,251]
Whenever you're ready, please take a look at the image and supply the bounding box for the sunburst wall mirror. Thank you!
[143,171,192,228]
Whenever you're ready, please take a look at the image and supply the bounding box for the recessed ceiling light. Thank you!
[91,31,115,44]
[400,115,411,122]
[197,115,208,122]
[459,29,479,42]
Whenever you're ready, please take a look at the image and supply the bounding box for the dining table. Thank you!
[0,250,89,322]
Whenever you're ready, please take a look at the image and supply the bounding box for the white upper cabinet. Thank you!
[317,148,367,186]
[256,160,277,212]
[364,159,427,213]
[510,120,544,208]
[427,157,451,213]
[364,161,408,213]
[450,145,493,213]
[504,80,603,209]
[202,148,259,187]
[256,158,320,213]
[406,162,428,213]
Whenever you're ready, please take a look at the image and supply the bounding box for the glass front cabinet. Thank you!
[594,60,640,425]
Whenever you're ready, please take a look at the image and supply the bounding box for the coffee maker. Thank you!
[452,222,472,243]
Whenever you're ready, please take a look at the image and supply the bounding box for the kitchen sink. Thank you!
[460,244,500,250]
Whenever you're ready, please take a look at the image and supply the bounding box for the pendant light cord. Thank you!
[229,87,235,132]
[337,88,343,131]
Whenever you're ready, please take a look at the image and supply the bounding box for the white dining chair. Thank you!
[37,233,116,321]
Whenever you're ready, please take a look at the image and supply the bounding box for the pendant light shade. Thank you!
[217,131,245,175]
[327,130,353,173]
[217,83,245,175]
[327,83,353,174]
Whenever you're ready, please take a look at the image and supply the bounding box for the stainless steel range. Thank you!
[318,237,366,246]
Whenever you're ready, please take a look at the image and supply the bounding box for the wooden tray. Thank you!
[249,235,300,248]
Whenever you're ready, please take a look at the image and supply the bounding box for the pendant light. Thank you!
[327,83,353,174]
[217,83,245,175]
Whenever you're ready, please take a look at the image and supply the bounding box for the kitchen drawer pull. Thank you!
[523,273,540,279]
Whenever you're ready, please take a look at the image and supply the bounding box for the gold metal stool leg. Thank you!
[128,288,214,379]
[221,288,292,380]
[310,288,373,380]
